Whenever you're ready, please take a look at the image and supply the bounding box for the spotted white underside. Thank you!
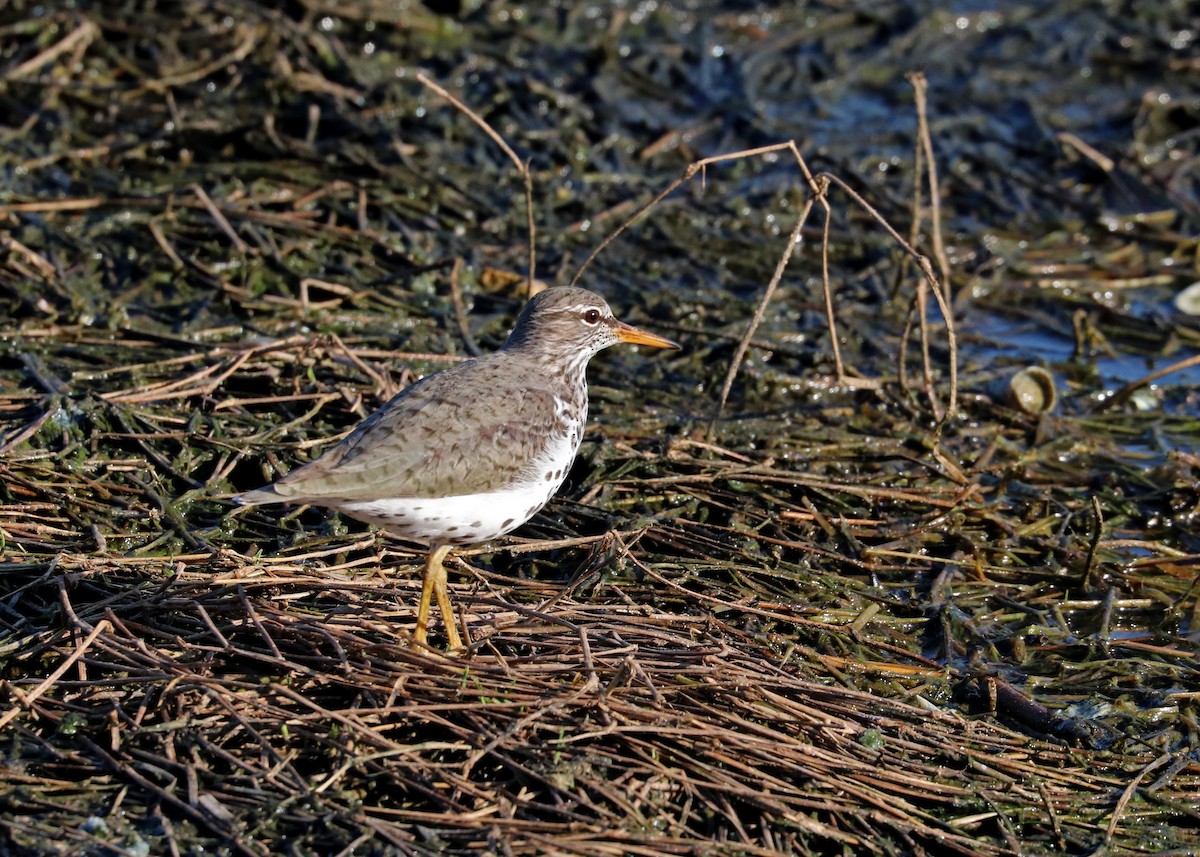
[338,479,559,545]
[336,406,581,545]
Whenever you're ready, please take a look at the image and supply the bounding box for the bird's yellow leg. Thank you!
[416,544,462,650]
[414,546,443,646]
[431,545,464,651]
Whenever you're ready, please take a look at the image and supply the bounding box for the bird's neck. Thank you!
[504,342,593,412]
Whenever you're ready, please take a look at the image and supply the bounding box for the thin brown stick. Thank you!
[569,140,954,424]
[100,350,254,404]
[191,184,250,254]
[915,277,942,423]
[898,80,929,401]
[1,236,57,279]
[449,257,482,356]
[323,332,396,399]
[908,74,953,290]
[143,24,259,93]
[817,177,846,381]
[1100,351,1200,410]
[0,197,104,214]
[897,299,916,399]
[1105,754,1173,843]
[1058,131,1116,173]
[148,218,185,270]
[416,73,537,297]
[5,17,99,80]
[356,185,369,233]
[0,619,111,730]
[906,74,957,426]
[709,195,814,438]
[570,141,823,288]
[819,172,958,424]
[1081,495,1105,588]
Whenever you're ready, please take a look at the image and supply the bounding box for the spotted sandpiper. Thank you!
[235,287,678,649]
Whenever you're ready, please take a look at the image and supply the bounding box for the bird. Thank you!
[234,286,679,649]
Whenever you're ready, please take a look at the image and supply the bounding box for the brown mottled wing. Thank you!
[262,354,566,502]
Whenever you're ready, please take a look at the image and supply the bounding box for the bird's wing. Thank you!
[265,356,571,502]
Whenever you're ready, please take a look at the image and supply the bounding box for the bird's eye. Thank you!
[582,309,602,325]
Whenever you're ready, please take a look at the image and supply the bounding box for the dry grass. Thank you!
[5,546,1186,856]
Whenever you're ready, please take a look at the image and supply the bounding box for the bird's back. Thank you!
[237,349,586,506]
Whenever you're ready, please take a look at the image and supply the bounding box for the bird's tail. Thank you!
[232,486,282,506]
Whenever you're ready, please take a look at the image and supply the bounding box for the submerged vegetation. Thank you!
[1,2,1197,854]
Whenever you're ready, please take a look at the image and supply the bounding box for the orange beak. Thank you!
[613,320,680,350]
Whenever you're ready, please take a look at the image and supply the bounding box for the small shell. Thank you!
[1003,367,1057,414]
[1173,281,1200,316]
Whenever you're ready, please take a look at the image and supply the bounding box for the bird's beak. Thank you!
[613,320,680,350]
